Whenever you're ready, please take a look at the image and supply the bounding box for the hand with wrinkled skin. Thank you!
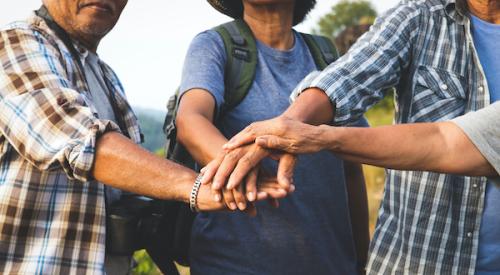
[223,115,328,154]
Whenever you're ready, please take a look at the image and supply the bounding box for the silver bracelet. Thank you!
[189,174,203,212]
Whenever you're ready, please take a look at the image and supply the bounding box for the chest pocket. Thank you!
[410,66,467,122]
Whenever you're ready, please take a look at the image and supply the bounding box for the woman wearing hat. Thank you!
[175,0,369,274]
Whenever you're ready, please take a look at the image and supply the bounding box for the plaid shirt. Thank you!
[293,0,490,273]
[0,13,141,274]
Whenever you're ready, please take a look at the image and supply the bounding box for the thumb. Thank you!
[277,154,296,191]
[256,135,288,151]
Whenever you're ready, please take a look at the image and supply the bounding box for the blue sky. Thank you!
[1,0,399,111]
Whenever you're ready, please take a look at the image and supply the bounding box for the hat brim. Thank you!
[207,0,243,19]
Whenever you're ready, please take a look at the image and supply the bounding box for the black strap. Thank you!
[300,33,339,70]
[213,19,257,115]
[36,6,130,137]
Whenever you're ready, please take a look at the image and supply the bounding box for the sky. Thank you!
[1,0,399,111]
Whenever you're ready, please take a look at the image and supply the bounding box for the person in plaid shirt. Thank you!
[0,1,286,274]
[205,0,500,274]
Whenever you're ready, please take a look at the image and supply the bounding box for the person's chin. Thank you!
[77,16,115,35]
[79,23,112,38]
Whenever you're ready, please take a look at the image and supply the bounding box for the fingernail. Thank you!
[247,192,255,201]
[289,185,296,193]
[226,182,234,190]
[229,203,237,210]
[222,143,229,149]
[238,202,246,210]
[257,192,268,199]
[214,194,221,202]
[200,167,207,173]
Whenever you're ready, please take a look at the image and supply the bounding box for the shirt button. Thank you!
[467,232,473,238]
[473,183,478,188]
[441,84,448,90]
[478,86,484,92]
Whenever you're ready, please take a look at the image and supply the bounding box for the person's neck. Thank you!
[242,2,295,50]
[71,33,100,53]
[467,0,500,24]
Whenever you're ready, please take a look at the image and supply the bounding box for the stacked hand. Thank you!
[198,115,328,214]
[200,142,296,214]
[224,115,328,154]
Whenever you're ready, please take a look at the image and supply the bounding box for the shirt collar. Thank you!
[445,0,469,25]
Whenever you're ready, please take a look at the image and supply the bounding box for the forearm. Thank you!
[283,88,334,125]
[177,113,228,166]
[92,132,196,202]
[322,122,496,176]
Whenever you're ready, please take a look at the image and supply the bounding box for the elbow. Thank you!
[175,111,192,146]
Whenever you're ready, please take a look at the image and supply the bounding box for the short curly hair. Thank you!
[209,0,317,26]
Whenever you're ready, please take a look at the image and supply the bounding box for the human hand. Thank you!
[196,174,288,215]
[195,183,226,212]
[200,144,296,210]
[223,116,328,154]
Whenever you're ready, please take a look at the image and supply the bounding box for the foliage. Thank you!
[313,0,377,39]
[132,250,162,275]
[314,0,394,114]
[134,107,166,153]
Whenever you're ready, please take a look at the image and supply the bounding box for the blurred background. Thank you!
[2,0,399,274]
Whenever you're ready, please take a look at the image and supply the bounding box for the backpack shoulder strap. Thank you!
[213,19,258,113]
[300,33,339,70]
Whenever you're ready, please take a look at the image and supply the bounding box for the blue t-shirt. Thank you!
[180,30,359,275]
[471,14,500,275]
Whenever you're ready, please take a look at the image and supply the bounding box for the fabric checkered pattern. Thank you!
[0,13,141,274]
[293,0,490,273]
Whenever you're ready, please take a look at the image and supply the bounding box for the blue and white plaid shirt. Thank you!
[0,13,141,274]
[293,0,490,273]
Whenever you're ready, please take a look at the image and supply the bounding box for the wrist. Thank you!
[175,171,198,204]
[189,174,203,212]
[319,125,343,152]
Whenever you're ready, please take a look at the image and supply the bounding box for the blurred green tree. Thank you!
[314,0,377,40]
[313,0,394,114]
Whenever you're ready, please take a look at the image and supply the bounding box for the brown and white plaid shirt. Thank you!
[0,13,142,274]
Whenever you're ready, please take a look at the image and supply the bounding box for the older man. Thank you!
[0,1,283,274]
[206,0,500,273]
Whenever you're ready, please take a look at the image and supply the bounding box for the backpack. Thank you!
[146,19,339,274]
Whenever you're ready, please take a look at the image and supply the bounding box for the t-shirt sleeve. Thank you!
[179,30,227,115]
[452,102,500,175]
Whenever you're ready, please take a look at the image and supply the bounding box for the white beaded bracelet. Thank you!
[189,174,203,212]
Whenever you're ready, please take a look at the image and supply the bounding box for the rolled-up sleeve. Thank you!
[291,2,421,125]
[0,27,120,182]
